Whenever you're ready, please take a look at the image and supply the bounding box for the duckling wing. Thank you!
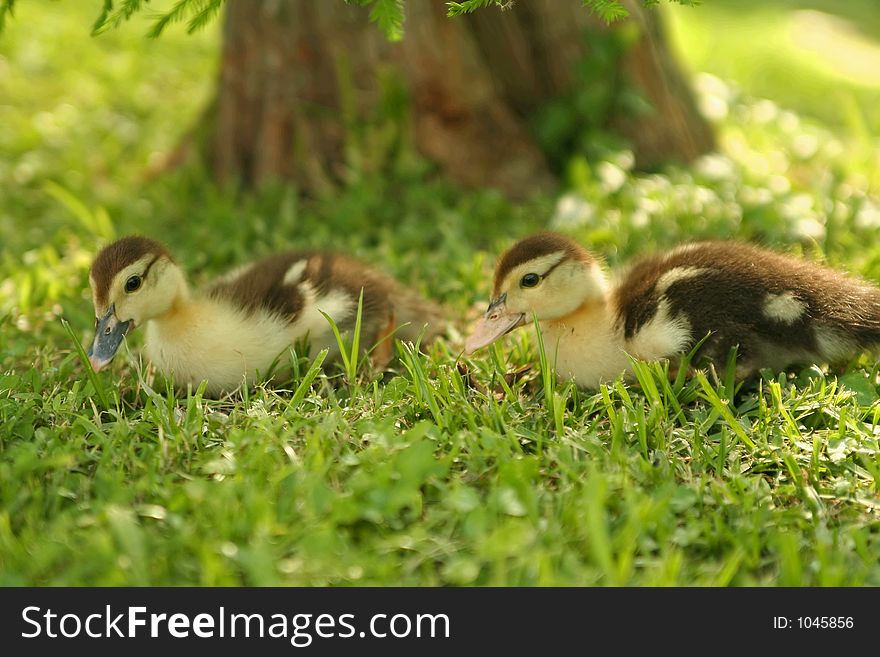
[614,241,880,369]
[206,252,314,321]
[206,251,443,347]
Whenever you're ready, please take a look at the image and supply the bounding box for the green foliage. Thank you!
[347,0,406,42]
[0,0,15,33]
[89,0,225,37]
[446,1,703,24]
[147,0,225,38]
[585,0,631,23]
[0,0,703,39]
[91,0,147,35]
[446,0,508,18]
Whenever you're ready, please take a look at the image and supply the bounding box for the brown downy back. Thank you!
[207,250,446,345]
[614,240,880,361]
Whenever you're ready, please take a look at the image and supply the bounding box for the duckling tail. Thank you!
[817,285,880,361]
[853,289,880,347]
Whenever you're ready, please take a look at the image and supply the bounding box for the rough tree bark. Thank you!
[208,0,714,198]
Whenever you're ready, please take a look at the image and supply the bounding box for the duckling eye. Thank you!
[125,275,142,293]
[520,273,541,288]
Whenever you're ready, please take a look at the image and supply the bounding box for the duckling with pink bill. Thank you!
[466,232,880,388]
[87,236,445,396]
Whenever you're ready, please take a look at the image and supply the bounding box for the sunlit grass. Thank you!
[667,0,880,189]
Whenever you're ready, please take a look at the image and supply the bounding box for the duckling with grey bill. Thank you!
[87,236,446,397]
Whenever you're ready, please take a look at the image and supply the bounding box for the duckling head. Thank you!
[465,232,608,353]
[87,236,186,371]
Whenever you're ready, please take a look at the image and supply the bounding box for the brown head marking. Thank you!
[493,232,593,295]
[90,236,170,310]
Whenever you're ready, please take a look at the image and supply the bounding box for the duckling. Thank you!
[87,236,444,395]
[465,232,880,387]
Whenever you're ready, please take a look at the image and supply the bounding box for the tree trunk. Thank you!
[208,0,714,198]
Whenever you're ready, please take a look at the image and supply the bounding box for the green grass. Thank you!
[1,2,879,585]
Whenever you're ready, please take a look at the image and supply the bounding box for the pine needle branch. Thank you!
[0,0,16,34]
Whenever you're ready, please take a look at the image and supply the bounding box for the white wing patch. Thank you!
[627,298,692,360]
[315,288,357,324]
[763,292,806,324]
[656,266,710,295]
[668,243,705,257]
[285,286,356,354]
[282,259,308,286]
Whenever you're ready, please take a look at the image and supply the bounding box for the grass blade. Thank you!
[696,371,756,450]
[288,348,328,412]
[61,317,111,411]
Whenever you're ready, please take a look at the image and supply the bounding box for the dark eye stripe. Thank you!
[140,254,161,280]
[539,258,567,279]
[123,254,160,293]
